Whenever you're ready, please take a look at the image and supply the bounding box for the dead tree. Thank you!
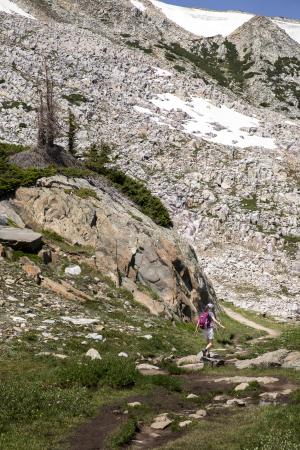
[37,63,59,152]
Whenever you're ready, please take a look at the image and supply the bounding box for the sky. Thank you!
[163,1,300,20]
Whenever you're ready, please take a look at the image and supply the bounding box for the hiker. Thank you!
[195,303,225,357]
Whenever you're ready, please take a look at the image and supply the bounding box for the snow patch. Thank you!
[150,93,276,149]
[150,0,300,44]
[150,0,253,37]
[0,0,34,19]
[130,0,146,13]
[134,105,153,115]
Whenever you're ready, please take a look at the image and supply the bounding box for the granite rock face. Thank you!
[0,0,299,318]
[10,176,216,319]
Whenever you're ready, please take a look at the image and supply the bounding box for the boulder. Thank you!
[151,413,173,430]
[180,363,204,372]
[85,348,102,360]
[177,355,199,366]
[65,265,82,276]
[11,176,216,319]
[235,350,300,370]
[0,227,42,252]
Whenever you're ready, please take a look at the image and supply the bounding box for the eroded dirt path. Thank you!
[222,306,281,338]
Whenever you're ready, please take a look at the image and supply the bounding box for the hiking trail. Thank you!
[222,305,281,338]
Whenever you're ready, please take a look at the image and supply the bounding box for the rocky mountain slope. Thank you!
[0,0,299,318]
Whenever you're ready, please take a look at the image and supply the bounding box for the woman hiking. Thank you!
[195,303,225,357]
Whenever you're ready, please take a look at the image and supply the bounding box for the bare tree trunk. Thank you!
[37,62,59,153]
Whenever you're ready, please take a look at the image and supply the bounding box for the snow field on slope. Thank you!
[130,0,146,13]
[150,0,300,44]
[0,0,34,18]
[146,93,276,149]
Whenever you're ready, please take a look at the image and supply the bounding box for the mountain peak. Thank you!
[228,13,300,58]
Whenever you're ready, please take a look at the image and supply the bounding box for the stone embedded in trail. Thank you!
[234,382,250,391]
[0,227,42,252]
[136,363,160,371]
[151,413,173,430]
[189,409,207,419]
[214,376,279,385]
[259,392,279,401]
[85,348,102,360]
[226,399,246,407]
[128,402,142,408]
[180,363,204,372]
[179,420,192,428]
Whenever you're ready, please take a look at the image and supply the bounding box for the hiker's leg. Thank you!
[205,339,213,351]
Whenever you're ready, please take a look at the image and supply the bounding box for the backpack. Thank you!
[198,312,210,329]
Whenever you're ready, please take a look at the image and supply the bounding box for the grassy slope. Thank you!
[0,237,299,450]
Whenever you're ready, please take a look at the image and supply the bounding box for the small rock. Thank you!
[187,393,199,399]
[86,333,103,341]
[85,348,102,360]
[137,363,160,371]
[235,382,250,391]
[142,334,153,340]
[179,420,192,428]
[214,394,230,402]
[189,409,207,419]
[65,265,82,276]
[151,414,173,430]
[226,399,246,407]
[128,402,142,408]
[118,352,128,358]
[259,392,279,400]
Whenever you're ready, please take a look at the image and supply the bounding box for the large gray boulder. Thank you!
[0,226,42,252]
[235,349,300,370]
[10,176,216,319]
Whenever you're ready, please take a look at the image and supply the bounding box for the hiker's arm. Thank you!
[213,317,225,329]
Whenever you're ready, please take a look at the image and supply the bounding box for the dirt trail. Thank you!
[222,306,281,338]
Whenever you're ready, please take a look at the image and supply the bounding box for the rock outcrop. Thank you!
[10,175,216,319]
[0,226,42,252]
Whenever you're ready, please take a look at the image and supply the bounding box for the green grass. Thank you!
[240,195,258,211]
[108,418,138,449]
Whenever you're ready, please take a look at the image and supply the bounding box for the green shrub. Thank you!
[86,145,173,228]
[174,64,186,72]
[125,40,153,54]
[62,93,88,106]
[1,100,33,112]
[57,356,138,389]
[74,188,98,200]
[109,418,138,449]
[146,374,182,392]
[0,378,90,432]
